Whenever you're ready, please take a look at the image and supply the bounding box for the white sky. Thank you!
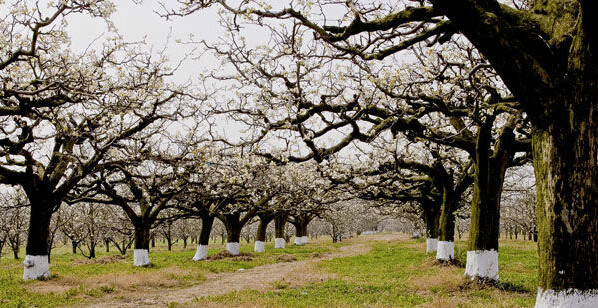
[66,1,224,82]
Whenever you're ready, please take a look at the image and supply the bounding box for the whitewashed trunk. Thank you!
[464,250,499,281]
[274,238,285,249]
[226,242,239,255]
[22,255,50,280]
[254,241,265,252]
[534,288,598,308]
[436,241,454,261]
[133,249,150,266]
[294,237,302,245]
[426,238,438,254]
[301,236,308,245]
[192,244,208,261]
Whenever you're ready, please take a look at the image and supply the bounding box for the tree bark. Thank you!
[22,194,55,280]
[220,213,242,243]
[468,119,514,253]
[13,246,19,260]
[533,109,598,293]
[437,199,456,243]
[274,214,287,238]
[423,201,441,254]
[256,217,271,242]
[423,205,441,240]
[199,215,214,245]
[134,225,151,250]
[25,200,53,256]
[429,0,598,302]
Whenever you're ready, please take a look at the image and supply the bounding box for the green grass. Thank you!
[0,239,336,308]
[0,237,538,308]
[201,238,538,308]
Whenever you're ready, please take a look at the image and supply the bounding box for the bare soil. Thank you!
[64,233,403,308]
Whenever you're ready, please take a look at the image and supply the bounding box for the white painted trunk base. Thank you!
[254,241,265,252]
[436,241,454,261]
[274,238,285,249]
[426,238,438,254]
[464,250,499,281]
[294,237,302,245]
[301,236,308,244]
[226,242,240,255]
[192,244,208,261]
[23,255,50,280]
[534,288,598,308]
[133,249,150,266]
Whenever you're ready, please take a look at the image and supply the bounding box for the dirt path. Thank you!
[74,233,404,308]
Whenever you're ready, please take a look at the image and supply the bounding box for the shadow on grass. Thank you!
[459,277,528,293]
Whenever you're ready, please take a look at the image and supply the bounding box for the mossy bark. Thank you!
[437,194,456,242]
[468,119,515,252]
[274,213,288,238]
[533,112,598,291]
[256,216,274,242]
[423,203,441,239]
[425,0,598,293]
[291,214,313,239]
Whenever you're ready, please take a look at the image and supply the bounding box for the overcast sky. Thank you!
[66,1,224,83]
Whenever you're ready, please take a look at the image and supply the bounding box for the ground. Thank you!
[0,233,537,308]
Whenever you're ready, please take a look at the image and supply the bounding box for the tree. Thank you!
[0,0,185,279]
[0,189,29,260]
[191,4,531,281]
[194,0,598,304]
[57,205,87,255]
[86,150,190,266]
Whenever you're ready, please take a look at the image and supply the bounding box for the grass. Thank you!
[199,238,538,308]
[0,239,336,308]
[0,236,538,308]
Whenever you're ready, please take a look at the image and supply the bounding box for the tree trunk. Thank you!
[301,222,309,244]
[423,203,441,254]
[166,237,172,251]
[436,193,456,262]
[465,120,514,282]
[255,216,272,253]
[274,214,287,249]
[105,238,110,253]
[193,215,214,261]
[23,198,53,280]
[12,246,19,260]
[294,223,303,245]
[133,225,151,266]
[71,241,78,254]
[220,214,242,256]
[199,216,214,245]
[533,109,598,303]
[89,244,96,259]
[256,219,269,242]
